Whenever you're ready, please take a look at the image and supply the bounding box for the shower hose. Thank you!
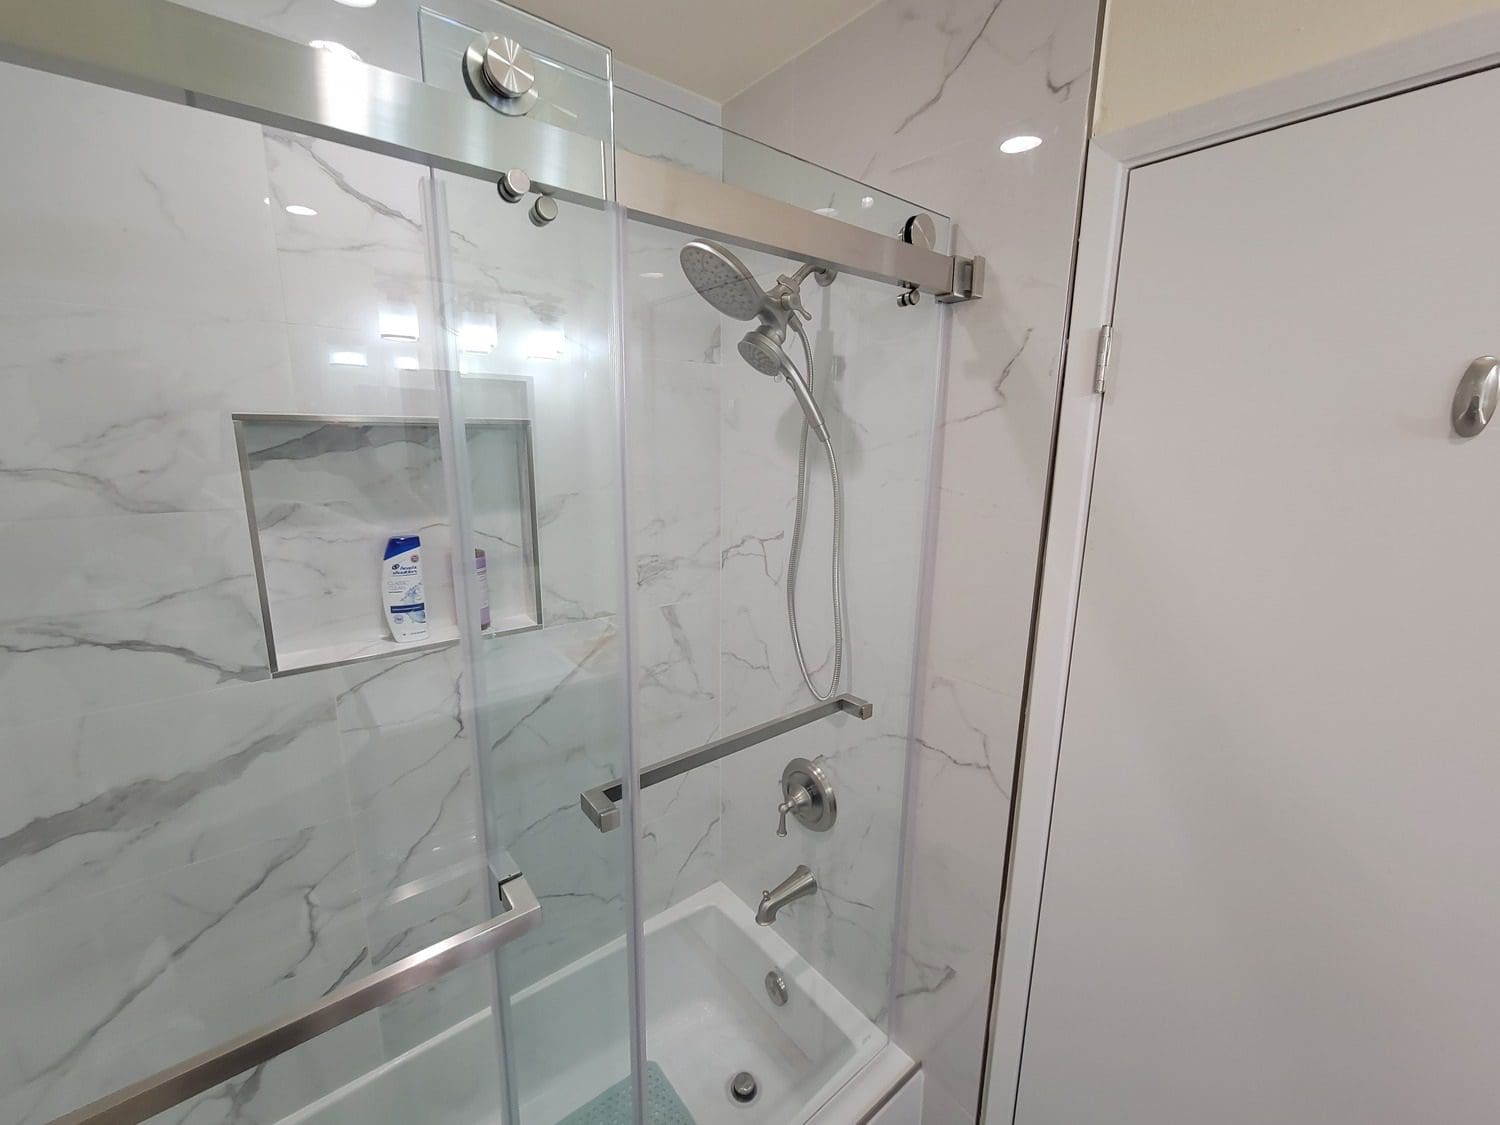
[787,317,845,701]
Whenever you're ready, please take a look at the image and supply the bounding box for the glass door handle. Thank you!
[48,873,542,1125]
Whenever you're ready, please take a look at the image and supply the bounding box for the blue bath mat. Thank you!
[557,1061,694,1125]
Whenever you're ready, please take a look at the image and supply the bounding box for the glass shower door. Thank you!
[0,5,638,1124]
[615,98,948,1123]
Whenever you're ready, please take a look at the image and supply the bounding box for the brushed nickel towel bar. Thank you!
[581,693,872,832]
[48,872,541,1125]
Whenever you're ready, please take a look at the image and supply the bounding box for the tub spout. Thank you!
[756,864,817,926]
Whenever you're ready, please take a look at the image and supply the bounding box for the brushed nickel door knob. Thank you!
[1452,356,1499,437]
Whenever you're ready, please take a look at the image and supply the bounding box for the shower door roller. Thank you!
[1452,355,1500,437]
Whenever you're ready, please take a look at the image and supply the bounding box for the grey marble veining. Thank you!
[698,248,944,1051]
[726,0,1103,1118]
[0,819,371,1123]
[0,46,633,1123]
[239,417,538,668]
[0,7,1073,1119]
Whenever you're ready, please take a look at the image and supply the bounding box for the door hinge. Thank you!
[1093,324,1113,395]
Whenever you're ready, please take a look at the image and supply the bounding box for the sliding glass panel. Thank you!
[0,2,636,1120]
[430,167,637,1124]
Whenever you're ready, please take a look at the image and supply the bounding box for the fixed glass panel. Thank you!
[620,97,944,1124]
[616,87,953,248]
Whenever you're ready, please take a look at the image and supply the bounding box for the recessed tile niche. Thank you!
[234,413,541,675]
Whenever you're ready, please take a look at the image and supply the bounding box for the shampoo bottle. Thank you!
[474,548,492,632]
[382,534,429,643]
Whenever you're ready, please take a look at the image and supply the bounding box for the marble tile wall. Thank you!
[711,255,943,1030]
[0,43,636,1125]
[725,1,1103,1120]
[617,82,950,1076]
[618,90,730,953]
[1,2,1097,1121]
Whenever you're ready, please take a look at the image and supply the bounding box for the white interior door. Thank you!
[1015,64,1500,1124]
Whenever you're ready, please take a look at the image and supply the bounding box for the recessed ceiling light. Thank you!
[1000,134,1043,154]
[859,196,875,209]
[332,0,377,7]
[639,271,664,280]
[814,206,839,217]
[393,355,420,371]
[329,350,368,367]
[309,40,362,62]
[285,204,318,217]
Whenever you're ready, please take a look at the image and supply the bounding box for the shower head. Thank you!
[737,325,786,378]
[740,325,831,445]
[680,238,834,444]
[679,241,769,321]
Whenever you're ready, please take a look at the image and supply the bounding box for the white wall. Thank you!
[1096,0,1500,132]
[726,0,1103,1119]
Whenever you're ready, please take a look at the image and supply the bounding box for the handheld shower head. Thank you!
[677,238,846,703]
[739,325,830,445]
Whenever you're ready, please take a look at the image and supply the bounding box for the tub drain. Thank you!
[728,1071,759,1106]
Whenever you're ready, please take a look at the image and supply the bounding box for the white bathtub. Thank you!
[286,882,914,1124]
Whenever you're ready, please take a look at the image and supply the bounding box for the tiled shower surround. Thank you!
[1,36,948,1125]
[726,0,1105,1119]
[0,59,635,1121]
[623,215,943,1031]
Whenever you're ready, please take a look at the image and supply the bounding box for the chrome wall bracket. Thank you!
[936,255,986,303]
[581,694,872,832]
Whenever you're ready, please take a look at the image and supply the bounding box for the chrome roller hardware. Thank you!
[529,194,558,227]
[496,167,530,203]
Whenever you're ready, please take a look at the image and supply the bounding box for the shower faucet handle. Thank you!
[776,757,837,837]
[776,784,812,837]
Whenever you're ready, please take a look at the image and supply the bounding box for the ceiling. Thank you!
[508,0,883,103]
